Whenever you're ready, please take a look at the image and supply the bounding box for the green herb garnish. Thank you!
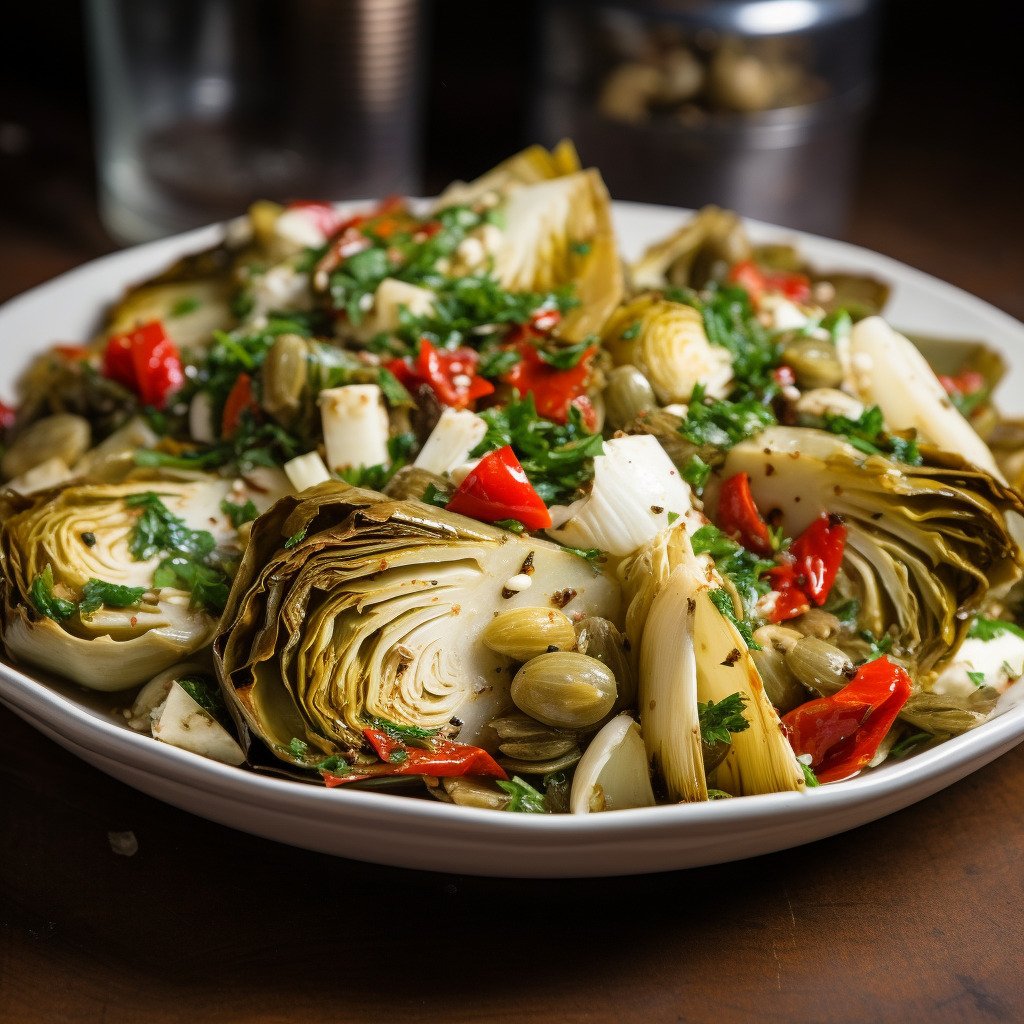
[698,692,750,747]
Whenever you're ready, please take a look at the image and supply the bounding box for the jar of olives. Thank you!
[532,0,879,236]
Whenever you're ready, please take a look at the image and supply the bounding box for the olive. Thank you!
[780,336,844,391]
[511,651,618,729]
[482,607,577,662]
[785,636,855,696]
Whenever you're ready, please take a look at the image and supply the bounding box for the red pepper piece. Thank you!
[322,729,508,785]
[772,365,797,387]
[766,564,812,622]
[790,513,846,605]
[782,656,912,783]
[221,372,258,439]
[446,445,552,530]
[727,259,811,306]
[0,401,15,430]
[717,472,773,556]
[938,369,985,398]
[387,339,494,410]
[102,320,184,410]
[502,340,597,425]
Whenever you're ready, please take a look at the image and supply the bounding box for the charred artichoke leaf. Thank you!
[721,427,1024,677]
[490,168,624,342]
[620,525,805,800]
[603,293,733,403]
[0,476,236,691]
[213,482,620,768]
[629,206,751,293]
[432,140,581,209]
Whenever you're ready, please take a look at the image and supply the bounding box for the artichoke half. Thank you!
[720,427,1024,678]
[213,482,620,769]
[0,476,237,691]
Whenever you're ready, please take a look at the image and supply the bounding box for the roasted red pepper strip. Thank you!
[446,445,552,530]
[52,343,92,361]
[727,259,812,306]
[0,401,15,430]
[502,338,598,427]
[717,472,773,556]
[790,513,847,605]
[321,729,508,785]
[387,339,494,410]
[221,371,258,439]
[102,320,184,409]
[782,656,913,783]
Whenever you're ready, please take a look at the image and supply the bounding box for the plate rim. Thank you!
[2,200,1023,875]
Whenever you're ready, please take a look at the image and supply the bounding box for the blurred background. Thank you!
[0,0,1021,317]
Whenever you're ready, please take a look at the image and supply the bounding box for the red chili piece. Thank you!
[502,338,598,426]
[221,372,258,439]
[727,259,812,306]
[0,402,15,430]
[782,656,912,783]
[322,728,508,786]
[446,445,552,530]
[102,320,184,410]
[717,472,773,556]
[387,339,494,410]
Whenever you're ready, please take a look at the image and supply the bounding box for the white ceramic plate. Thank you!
[2,202,1024,878]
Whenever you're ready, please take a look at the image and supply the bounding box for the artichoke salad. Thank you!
[2,140,1024,814]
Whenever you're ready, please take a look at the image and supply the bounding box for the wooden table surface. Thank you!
[2,70,1023,1023]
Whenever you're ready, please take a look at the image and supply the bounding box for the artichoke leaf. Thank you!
[719,427,1024,677]
[490,169,624,341]
[433,140,581,209]
[213,482,620,768]
[3,598,216,692]
[105,278,235,352]
[629,206,751,293]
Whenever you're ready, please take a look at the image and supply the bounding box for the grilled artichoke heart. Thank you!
[720,427,1024,678]
[213,482,620,769]
[0,477,236,690]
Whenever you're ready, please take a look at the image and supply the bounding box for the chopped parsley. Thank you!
[967,670,987,687]
[679,384,777,449]
[821,405,923,466]
[698,692,750,747]
[709,587,760,650]
[537,338,594,370]
[493,518,526,534]
[472,393,603,505]
[220,498,258,529]
[497,775,548,813]
[620,321,641,341]
[672,283,780,398]
[692,524,773,646]
[77,579,146,616]
[30,567,147,620]
[169,295,201,318]
[125,492,231,614]
[178,675,226,719]
[799,762,821,787]
[967,616,1024,643]
[30,565,76,622]
[283,527,308,549]
[889,731,932,758]
[681,454,712,492]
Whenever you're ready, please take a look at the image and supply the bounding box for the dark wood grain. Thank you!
[2,17,1024,1021]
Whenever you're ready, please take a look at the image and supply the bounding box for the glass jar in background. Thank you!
[86,0,425,244]
[533,0,879,237]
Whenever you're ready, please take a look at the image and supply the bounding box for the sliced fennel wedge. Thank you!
[621,526,805,801]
